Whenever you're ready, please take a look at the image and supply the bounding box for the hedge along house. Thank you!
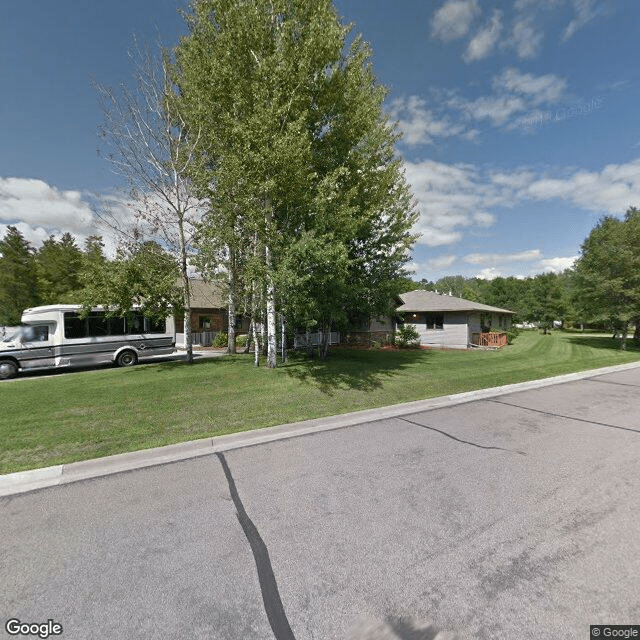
[396,290,516,349]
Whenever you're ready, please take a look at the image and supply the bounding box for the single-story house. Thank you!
[396,290,515,349]
[175,278,249,347]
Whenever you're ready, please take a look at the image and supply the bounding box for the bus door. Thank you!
[19,324,56,370]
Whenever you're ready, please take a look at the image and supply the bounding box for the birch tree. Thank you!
[173,0,418,366]
[95,42,205,362]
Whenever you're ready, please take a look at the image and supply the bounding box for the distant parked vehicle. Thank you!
[0,305,175,380]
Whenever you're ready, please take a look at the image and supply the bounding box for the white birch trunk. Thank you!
[183,313,192,362]
[252,323,260,366]
[227,249,236,355]
[180,252,193,364]
[265,243,277,368]
[280,313,286,363]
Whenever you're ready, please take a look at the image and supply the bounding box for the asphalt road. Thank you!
[2,368,640,640]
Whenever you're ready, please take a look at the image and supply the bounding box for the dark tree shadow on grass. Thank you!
[564,334,640,352]
[281,347,429,395]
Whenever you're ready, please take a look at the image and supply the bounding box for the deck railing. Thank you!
[471,332,508,348]
[293,331,340,349]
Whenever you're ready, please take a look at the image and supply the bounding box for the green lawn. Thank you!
[2,330,640,474]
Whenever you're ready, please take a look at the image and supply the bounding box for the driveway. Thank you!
[2,366,639,639]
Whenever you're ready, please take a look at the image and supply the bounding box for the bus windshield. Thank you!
[2,330,22,343]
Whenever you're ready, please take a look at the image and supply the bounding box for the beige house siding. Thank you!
[468,313,482,344]
[407,311,469,349]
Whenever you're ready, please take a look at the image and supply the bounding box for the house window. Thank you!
[199,315,212,330]
[425,313,444,330]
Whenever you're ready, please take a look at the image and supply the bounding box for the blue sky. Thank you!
[1,0,639,281]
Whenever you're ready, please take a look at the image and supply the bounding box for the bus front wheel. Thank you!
[116,350,138,368]
[0,359,19,380]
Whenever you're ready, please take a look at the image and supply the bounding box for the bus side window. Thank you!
[109,317,126,335]
[127,313,144,333]
[87,314,108,337]
[64,313,86,338]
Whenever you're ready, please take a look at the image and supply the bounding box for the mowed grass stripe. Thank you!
[1,331,639,474]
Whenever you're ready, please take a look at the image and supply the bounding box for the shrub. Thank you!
[212,331,228,348]
[506,328,519,345]
[396,324,420,348]
[235,334,248,348]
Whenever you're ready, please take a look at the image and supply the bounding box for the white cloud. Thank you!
[494,68,567,104]
[442,68,568,130]
[431,0,480,43]
[475,267,503,280]
[490,170,536,189]
[523,159,640,213]
[403,159,505,247]
[0,177,96,238]
[464,249,542,264]
[402,156,640,253]
[464,10,503,62]
[434,0,610,63]
[537,256,578,272]
[427,254,458,270]
[391,69,569,145]
[389,96,467,146]
[0,222,51,247]
[510,17,544,59]
[562,0,600,41]
[458,94,527,126]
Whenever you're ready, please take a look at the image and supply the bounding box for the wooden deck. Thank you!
[471,332,508,348]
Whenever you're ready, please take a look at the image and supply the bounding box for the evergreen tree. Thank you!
[0,227,39,324]
[35,233,84,304]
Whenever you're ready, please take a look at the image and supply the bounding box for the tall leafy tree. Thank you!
[173,0,418,366]
[0,227,39,325]
[81,241,182,320]
[434,275,466,298]
[573,208,640,349]
[522,272,567,333]
[276,231,349,358]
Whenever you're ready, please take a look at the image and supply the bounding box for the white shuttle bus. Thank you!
[0,305,175,380]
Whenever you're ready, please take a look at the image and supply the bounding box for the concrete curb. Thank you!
[2,360,640,497]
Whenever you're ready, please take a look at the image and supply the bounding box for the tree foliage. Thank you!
[81,241,182,320]
[173,0,418,364]
[36,233,84,304]
[572,207,640,348]
[0,227,39,325]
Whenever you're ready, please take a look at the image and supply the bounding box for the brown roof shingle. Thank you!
[184,279,225,308]
[397,290,515,314]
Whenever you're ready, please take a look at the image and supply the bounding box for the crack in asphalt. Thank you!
[216,452,297,640]
[582,378,640,389]
[398,417,527,455]
[486,399,640,434]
